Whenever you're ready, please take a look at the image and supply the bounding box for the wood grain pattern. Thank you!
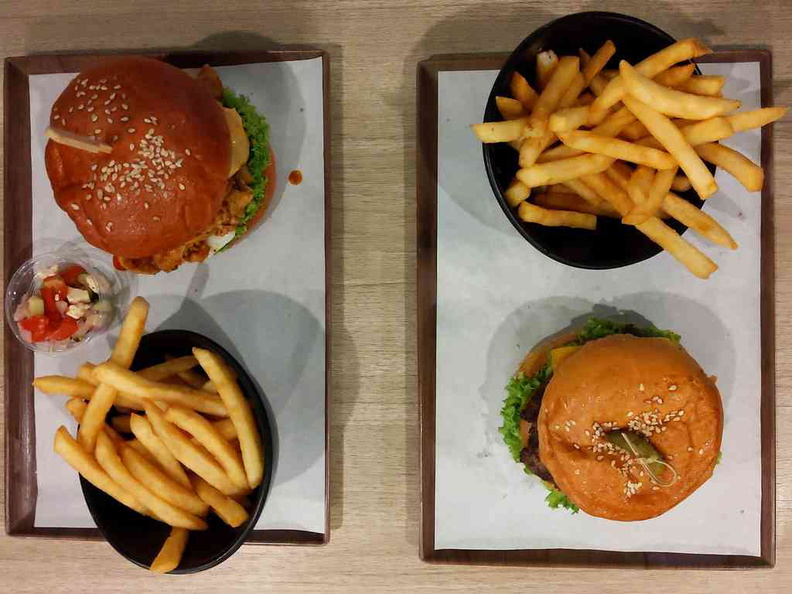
[1,1,792,591]
[3,49,330,546]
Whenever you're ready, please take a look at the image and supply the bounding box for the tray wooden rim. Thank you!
[416,49,776,568]
[3,48,332,546]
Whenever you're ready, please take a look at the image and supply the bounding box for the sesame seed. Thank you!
[85,194,92,200]
[129,143,135,151]
[109,92,116,100]
[152,216,160,222]
[627,411,633,417]
[574,469,580,475]
[652,486,660,491]
[87,106,94,112]
[94,128,102,134]
[144,202,150,209]
[122,103,129,110]
[687,446,694,452]
[669,385,677,391]
[90,164,98,171]
[698,448,704,455]
[105,222,113,231]
[70,203,79,211]
[68,107,74,113]
[86,219,93,225]
[178,183,186,190]
[143,117,151,124]
[596,455,604,461]
[639,384,645,392]
[91,114,98,122]
[185,149,191,156]
[112,135,119,142]
[78,104,85,110]
[114,84,121,90]
[128,128,136,133]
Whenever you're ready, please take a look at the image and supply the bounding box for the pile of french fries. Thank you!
[473,38,787,279]
[33,297,265,573]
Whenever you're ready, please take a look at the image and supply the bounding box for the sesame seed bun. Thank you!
[44,56,231,259]
[538,334,723,521]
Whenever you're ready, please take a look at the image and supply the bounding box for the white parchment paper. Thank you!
[28,57,326,535]
[435,63,762,555]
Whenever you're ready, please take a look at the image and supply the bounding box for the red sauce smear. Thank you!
[288,169,303,185]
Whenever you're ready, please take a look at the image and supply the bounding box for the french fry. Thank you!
[504,179,531,207]
[582,174,717,278]
[111,415,132,434]
[526,56,580,137]
[588,38,712,124]
[79,296,149,453]
[620,119,651,141]
[695,142,765,192]
[672,175,692,192]
[143,401,242,497]
[677,75,726,97]
[533,192,620,218]
[519,131,557,168]
[33,376,95,398]
[193,348,264,489]
[635,217,718,279]
[622,95,718,199]
[471,117,530,143]
[202,380,218,394]
[95,431,207,530]
[150,527,189,574]
[561,178,612,207]
[536,50,559,89]
[190,475,249,528]
[165,405,248,491]
[581,40,616,85]
[138,356,199,382]
[576,92,595,106]
[579,172,633,215]
[620,61,740,120]
[65,398,88,421]
[558,72,586,109]
[623,166,655,212]
[130,413,191,488]
[537,106,637,163]
[517,201,596,230]
[517,153,614,187]
[558,130,677,169]
[77,363,97,385]
[652,64,696,88]
[212,418,238,441]
[93,362,228,417]
[600,69,618,80]
[548,106,590,132]
[509,73,538,110]
[127,437,161,466]
[121,445,209,517]
[637,116,735,149]
[663,193,738,249]
[624,167,677,225]
[176,369,207,390]
[54,426,148,515]
[727,107,788,133]
[496,96,526,120]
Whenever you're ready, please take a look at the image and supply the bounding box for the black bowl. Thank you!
[483,11,711,269]
[80,330,274,574]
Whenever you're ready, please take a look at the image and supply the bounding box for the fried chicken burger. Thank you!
[45,56,275,273]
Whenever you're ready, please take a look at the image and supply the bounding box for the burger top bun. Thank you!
[45,57,231,259]
[538,334,723,521]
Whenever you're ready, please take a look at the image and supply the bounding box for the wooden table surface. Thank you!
[1,1,790,591]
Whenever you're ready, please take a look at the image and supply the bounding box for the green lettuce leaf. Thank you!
[220,88,271,241]
[499,317,680,515]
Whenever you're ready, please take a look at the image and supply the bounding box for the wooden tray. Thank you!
[4,49,332,545]
[416,50,775,567]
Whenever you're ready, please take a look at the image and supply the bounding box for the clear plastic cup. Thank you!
[5,248,134,355]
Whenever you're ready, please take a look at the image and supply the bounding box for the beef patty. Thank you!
[518,380,555,483]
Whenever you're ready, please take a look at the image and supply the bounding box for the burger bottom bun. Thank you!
[538,334,723,521]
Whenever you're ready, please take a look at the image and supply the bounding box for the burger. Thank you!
[44,57,275,274]
[500,317,723,521]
